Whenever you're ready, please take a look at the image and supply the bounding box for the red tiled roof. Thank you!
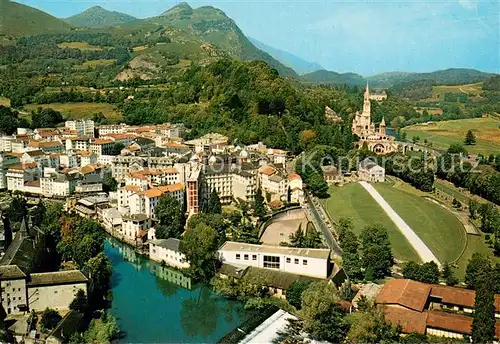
[426,311,472,335]
[288,173,302,181]
[261,166,276,176]
[383,305,427,334]
[24,179,41,187]
[91,139,113,145]
[376,279,431,312]
[431,285,500,313]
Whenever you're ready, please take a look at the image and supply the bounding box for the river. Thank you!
[104,238,250,343]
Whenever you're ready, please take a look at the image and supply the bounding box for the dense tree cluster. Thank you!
[0,106,30,135]
[437,146,500,205]
[337,218,362,279]
[383,153,434,192]
[401,261,441,284]
[153,194,186,239]
[361,225,394,280]
[31,107,64,128]
[285,223,323,248]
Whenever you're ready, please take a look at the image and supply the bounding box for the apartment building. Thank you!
[65,119,95,137]
[129,183,184,218]
[149,238,189,269]
[89,139,114,156]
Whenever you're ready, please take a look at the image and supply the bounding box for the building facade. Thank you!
[149,238,189,269]
[218,241,331,279]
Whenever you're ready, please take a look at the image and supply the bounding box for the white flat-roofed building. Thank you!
[218,241,331,279]
[149,238,189,269]
[358,158,385,182]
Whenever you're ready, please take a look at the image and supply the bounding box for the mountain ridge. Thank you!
[249,37,323,75]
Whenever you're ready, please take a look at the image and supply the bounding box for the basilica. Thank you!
[352,85,397,154]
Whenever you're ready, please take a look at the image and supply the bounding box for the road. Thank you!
[305,193,343,257]
[359,181,440,266]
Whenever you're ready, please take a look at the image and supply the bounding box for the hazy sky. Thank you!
[16,0,499,75]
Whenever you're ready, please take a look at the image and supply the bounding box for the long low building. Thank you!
[217,241,331,279]
[376,279,500,340]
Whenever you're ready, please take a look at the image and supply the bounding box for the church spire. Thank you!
[381,116,386,126]
[364,83,370,98]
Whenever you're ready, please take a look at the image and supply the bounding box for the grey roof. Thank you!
[218,263,248,279]
[0,231,36,273]
[0,265,26,280]
[150,238,181,252]
[28,270,88,287]
[80,174,102,184]
[219,241,331,260]
[269,174,284,183]
[321,165,339,175]
[359,158,380,170]
[243,266,319,290]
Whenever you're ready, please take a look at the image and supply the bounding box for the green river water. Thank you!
[104,239,250,343]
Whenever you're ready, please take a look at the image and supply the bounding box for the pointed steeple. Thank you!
[19,217,28,238]
[364,83,370,98]
[380,116,386,127]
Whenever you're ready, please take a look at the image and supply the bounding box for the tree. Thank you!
[41,308,62,331]
[448,143,467,155]
[206,189,222,214]
[31,108,63,129]
[180,223,219,281]
[346,304,400,343]
[339,278,354,300]
[307,172,329,198]
[69,289,89,314]
[253,186,266,219]
[464,130,477,145]
[110,142,125,155]
[289,223,305,247]
[286,280,312,309]
[441,261,458,286]
[154,194,186,239]
[469,200,480,219]
[30,201,46,227]
[85,253,112,307]
[465,253,491,290]
[361,225,394,280]
[300,281,348,342]
[452,198,461,209]
[83,312,119,344]
[338,218,362,279]
[472,260,495,344]
[103,175,118,192]
[8,192,27,224]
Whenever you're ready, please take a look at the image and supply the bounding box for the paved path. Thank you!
[359,181,440,266]
[305,193,343,257]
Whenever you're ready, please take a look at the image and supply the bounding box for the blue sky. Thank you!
[16,0,499,75]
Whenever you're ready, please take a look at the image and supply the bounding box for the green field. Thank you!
[0,97,10,107]
[322,183,420,262]
[23,102,122,121]
[57,41,104,51]
[454,234,499,279]
[374,183,466,264]
[403,117,500,155]
[432,82,483,99]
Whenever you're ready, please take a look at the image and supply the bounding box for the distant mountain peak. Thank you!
[65,5,137,28]
[161,2,194,16]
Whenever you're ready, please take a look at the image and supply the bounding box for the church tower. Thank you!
[379,116,386,137]
[362,83,371,117]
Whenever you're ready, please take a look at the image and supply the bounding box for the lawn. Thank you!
[434,180,470,204]
[453,234,499,279]
[322,183,420,262]
[374,183,466,264]
[23,103,122,121]
[0,96,10,107]
[402,117,500,155]
[57,42,103,51]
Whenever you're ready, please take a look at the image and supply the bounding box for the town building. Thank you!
[121,214,152,243]
[89,139,114,156]
[149,238,189,269]
[358,158,385,182]
[128,183,184,218]
[218,241,331,279]
[321,165,343,184]
[352,85,397,154]
[65,120,95,137]
[376,279,500,340]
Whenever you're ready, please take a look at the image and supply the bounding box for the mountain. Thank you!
[301,69,366,86]
[65,6,137,28]
[150,2,298,78]
[0,0,71,39]
[248,37,323,75]
[367,68,495,88]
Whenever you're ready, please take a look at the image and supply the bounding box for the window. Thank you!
[263,255,280,269]
[252,255,257,260]
[244,254,249,260]
[286,258,291,263]
[303,260,308,266]
[294,258,299,264]
[236,254,240,260]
